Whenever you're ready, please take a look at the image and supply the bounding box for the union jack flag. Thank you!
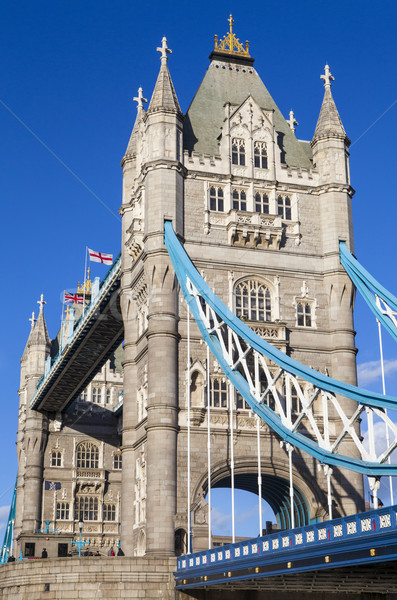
[64,292,86,304]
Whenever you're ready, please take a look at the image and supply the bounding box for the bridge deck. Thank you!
[176,504,397,590]
[30,257,123,413]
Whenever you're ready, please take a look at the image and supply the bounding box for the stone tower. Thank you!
[15,298,51,542]
[119,20,363,558]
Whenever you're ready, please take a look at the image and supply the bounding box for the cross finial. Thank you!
[287,110,299,132]
[157,37,172,64]
[29,312,36,330]
[228,14,234,34]
[133,87,148,111]
[320,64,334,89]
[37,294,46,313]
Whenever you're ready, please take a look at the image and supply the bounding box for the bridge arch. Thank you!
[194,458,327,533]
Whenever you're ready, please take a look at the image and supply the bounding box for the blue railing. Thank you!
[177,504,397,573]
[30,253,121,408]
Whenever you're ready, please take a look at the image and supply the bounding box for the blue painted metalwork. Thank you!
[0,483,16,564]
[175,504,397,588]
[164,221,397,475]
[340,241,397,342]
[30,253,122,410]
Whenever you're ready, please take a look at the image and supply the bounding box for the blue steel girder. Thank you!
[175,504,397,589]
[164,220,397,476]
[30,256,123,413]
[340,242,397,343]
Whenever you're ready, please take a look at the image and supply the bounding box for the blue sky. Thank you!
[1,0,397,539]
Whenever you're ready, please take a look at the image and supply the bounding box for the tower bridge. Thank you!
[2,16,397,600]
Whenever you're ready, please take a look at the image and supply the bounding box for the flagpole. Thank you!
[83,246,88,309]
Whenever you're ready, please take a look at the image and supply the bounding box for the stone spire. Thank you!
[147,37,182,116]
[29,294,51,348]
[123,87,148,160]
[313,65,349,143]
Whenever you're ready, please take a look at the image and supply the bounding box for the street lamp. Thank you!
[78,519,83,558]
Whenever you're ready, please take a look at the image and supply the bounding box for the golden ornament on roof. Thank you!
[214,14,250,58]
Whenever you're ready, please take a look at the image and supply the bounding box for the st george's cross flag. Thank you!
[64,292,86,304]
[88,248,113,265]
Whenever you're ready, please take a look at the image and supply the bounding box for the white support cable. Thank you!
[326,467,333,520]
[288,445,295,529]
[378,319,394,505]
[207,345,212,549]
[187,305,191,554]
[229,382,235,543]
[256,416,263,536]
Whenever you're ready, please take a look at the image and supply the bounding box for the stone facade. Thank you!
[7,20,365,600]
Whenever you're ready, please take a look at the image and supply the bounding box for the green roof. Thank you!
[184,57,312,170]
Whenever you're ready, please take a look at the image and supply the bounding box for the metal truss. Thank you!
[340,242,397,343]
[164,221,397,476]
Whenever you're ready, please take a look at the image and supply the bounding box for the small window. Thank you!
[103,504,116,521]
[232,189,247,211]
[210,378,228,408]
[79,389,88,402]
[254,142,268,169]
[297,302,312,327]
[56,502,70,520]
[113,453,122,470]
[51,451,62,467]
[106,388,111,404]
[277,196,292,220]
[255,192,269,214]
[92,388,101,403]
[209,186,224,211]
[232,139,246,166]
[236,393,250,410]
[25,542,35,557]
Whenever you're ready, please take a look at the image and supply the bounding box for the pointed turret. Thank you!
[311,65,351,187]
[24,294,51,383]
[313,65,349,143]
[147,37,182,116]
[29,295,50,349]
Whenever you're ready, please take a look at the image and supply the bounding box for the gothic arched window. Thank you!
[255,192,269,214]
[76,441,99,469]
[74,496,99,521]
[113,453,122,470]
[235,280,272,322]
[232,139,246,165]
[103,504,116,521]
[277,196,292,220]
[56,502,69,520]
[232,189,247,211]
[209,186,224,211]
[254,142,268,169]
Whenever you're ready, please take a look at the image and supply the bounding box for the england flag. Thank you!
[88,248,113,265]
